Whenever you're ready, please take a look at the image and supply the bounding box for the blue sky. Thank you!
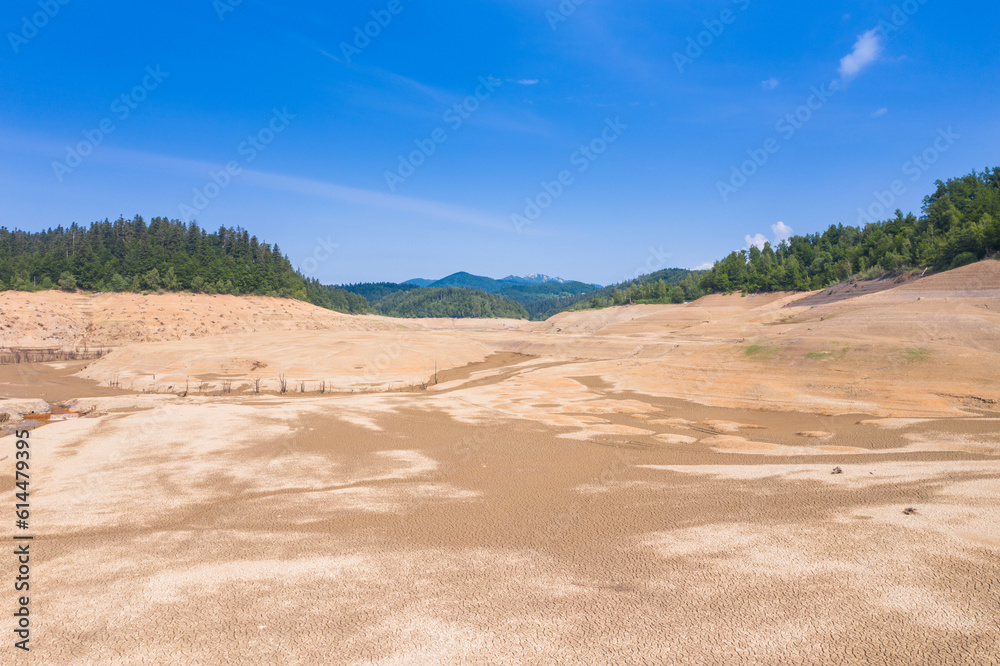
[2,0,998,286]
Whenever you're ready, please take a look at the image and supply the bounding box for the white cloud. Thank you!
[838,28,884,83]
[517,78,540,85]
[693,262,714,271]
[745,233,769,250]
[871,107,888,118]
[761,77,780,91]
[745,222,793,251]
[771,221,793,243]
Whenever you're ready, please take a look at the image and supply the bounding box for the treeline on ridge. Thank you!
[342,272,601,320]
[697,168,1000,294]
[564,267,705,311]
[373,287,530,319]
[0,216,370,314]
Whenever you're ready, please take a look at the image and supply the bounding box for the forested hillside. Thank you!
[427,272,504,292]
[562,268,704,312]
[302,278,371,314]
[0,216,370,314]
[345,272,601,320]
[502,281,606,318]
[341,282,420,303]
[698,168,1000,293]
[374,287,529,319]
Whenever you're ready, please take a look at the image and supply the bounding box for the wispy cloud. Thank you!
[3,135,512,232]
[318,49,343,64]
[761,77,780,91]
[356,64,454,105]
[238,169,511,231]
[312,51,553,136]
[837,28,884,84]
[871,107,888,118]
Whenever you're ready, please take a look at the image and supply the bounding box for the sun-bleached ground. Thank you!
[1,260,999,664]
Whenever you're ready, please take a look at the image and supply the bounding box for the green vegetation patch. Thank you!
[806,345,850,361]
[900,347,931,363]
[744,343,777,358]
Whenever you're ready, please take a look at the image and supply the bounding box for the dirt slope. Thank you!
[0,291,398,349]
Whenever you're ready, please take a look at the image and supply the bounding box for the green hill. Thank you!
[428,272,502,292]
[560,267,705,313]
[374,287,529,319]
[698,168,1000,294]
[340,282,419,303]
[0,216,370,314]
[346,272,601,320]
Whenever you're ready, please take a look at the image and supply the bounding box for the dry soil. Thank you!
[2,261,999,664]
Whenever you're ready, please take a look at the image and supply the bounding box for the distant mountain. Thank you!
[343,271,607,319]
[428,272,503,292]
[427,271,600,292]
[500,273,582,286]
[374,287,529,319]
[340,282,419,303]
[497,281,606,318]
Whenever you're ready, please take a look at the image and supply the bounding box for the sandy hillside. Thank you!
[482,261,1000,416]
[0,290,401,349]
